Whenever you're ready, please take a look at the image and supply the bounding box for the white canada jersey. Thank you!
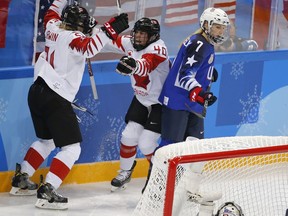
[34,0,110,102]
[103,35,170,107]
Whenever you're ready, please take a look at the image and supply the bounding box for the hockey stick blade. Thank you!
[87,59,98,100]
[185,103,205,119]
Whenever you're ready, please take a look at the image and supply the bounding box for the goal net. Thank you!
[132,136,288,216]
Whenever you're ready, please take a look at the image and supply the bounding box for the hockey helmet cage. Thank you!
[61,4,91,34]
[131,17,160,51]
[215,201,244,216]
[200,7,230,45]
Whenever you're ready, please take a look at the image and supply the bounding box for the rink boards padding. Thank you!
[0,159,149,193]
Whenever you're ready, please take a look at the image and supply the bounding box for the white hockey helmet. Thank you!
[200,7,230,45]
[215,201,244,216]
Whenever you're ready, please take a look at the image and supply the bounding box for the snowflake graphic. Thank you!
[0,98,8,124]
[231,62,245,80]
[73,96,100,129]
[238,85,268,134]
[96,116,126,161]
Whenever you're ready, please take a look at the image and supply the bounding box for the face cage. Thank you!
[204,24,229,45]
[130,30,157,51]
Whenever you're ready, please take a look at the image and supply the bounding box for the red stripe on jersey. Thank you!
[24,147,44,170]
[112,36,126,52]
[95,34,103,47]
[49,158,70,181]
[141,53,166,72]
[43,7,61,31]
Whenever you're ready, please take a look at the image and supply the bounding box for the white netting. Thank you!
[133,136,288,216]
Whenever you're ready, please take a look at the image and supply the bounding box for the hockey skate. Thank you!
[35,182,68,210]
[10,163,38,196]
[111,160,137,192]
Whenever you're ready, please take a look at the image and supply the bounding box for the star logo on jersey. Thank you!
[186,55,197,66]
[134,74,150,89]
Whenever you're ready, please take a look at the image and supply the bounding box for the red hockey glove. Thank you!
[189,87,217,106]
[101,13,129,40]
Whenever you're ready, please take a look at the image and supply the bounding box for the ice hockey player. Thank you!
[9,0,129,210]
[157,7,230,216]
[101,17,170,191]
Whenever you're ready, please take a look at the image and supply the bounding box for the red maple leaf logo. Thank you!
[133,74,150,89]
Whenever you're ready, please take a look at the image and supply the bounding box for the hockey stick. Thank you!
[87,58,98,100]
[72,101,94,116]
[116,0,121,15]
[201,82,212,118]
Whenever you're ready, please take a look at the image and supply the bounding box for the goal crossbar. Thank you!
[164,145,288,216]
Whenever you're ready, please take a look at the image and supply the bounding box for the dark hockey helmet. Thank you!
[61,4,91,34]
[131,17,160,51]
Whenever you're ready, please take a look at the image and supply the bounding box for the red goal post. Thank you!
[133,136,288,216]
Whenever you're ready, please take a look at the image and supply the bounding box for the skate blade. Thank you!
[35,199,68,210]
[111,184,128,192]
[9,187,37,196]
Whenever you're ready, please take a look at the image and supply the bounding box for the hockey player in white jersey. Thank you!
[102,17,170,191]
[9,0,129,210]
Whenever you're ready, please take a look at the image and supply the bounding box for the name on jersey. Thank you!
[46,31,59,42]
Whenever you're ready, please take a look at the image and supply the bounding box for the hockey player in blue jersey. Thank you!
[141,8,230,215]
[158,7,230,147]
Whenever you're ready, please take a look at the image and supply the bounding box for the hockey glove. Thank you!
[189,87,217,106]
[241,39,258,51]
[85,16,98,35]
[212,68,218,82]
[116,56,138,75]
[101,13,129,40]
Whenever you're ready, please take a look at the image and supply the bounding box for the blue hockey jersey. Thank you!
[159,32,215,115]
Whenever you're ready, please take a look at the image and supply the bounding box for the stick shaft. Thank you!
[201,84,211,118]
[87,59,98,100]
[116,0,121,14]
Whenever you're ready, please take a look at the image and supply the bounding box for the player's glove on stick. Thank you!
[189,86,217,106]
[116,56,138,75]
[102,13,129,40]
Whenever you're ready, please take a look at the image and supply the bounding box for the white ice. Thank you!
[0,178,146,216]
